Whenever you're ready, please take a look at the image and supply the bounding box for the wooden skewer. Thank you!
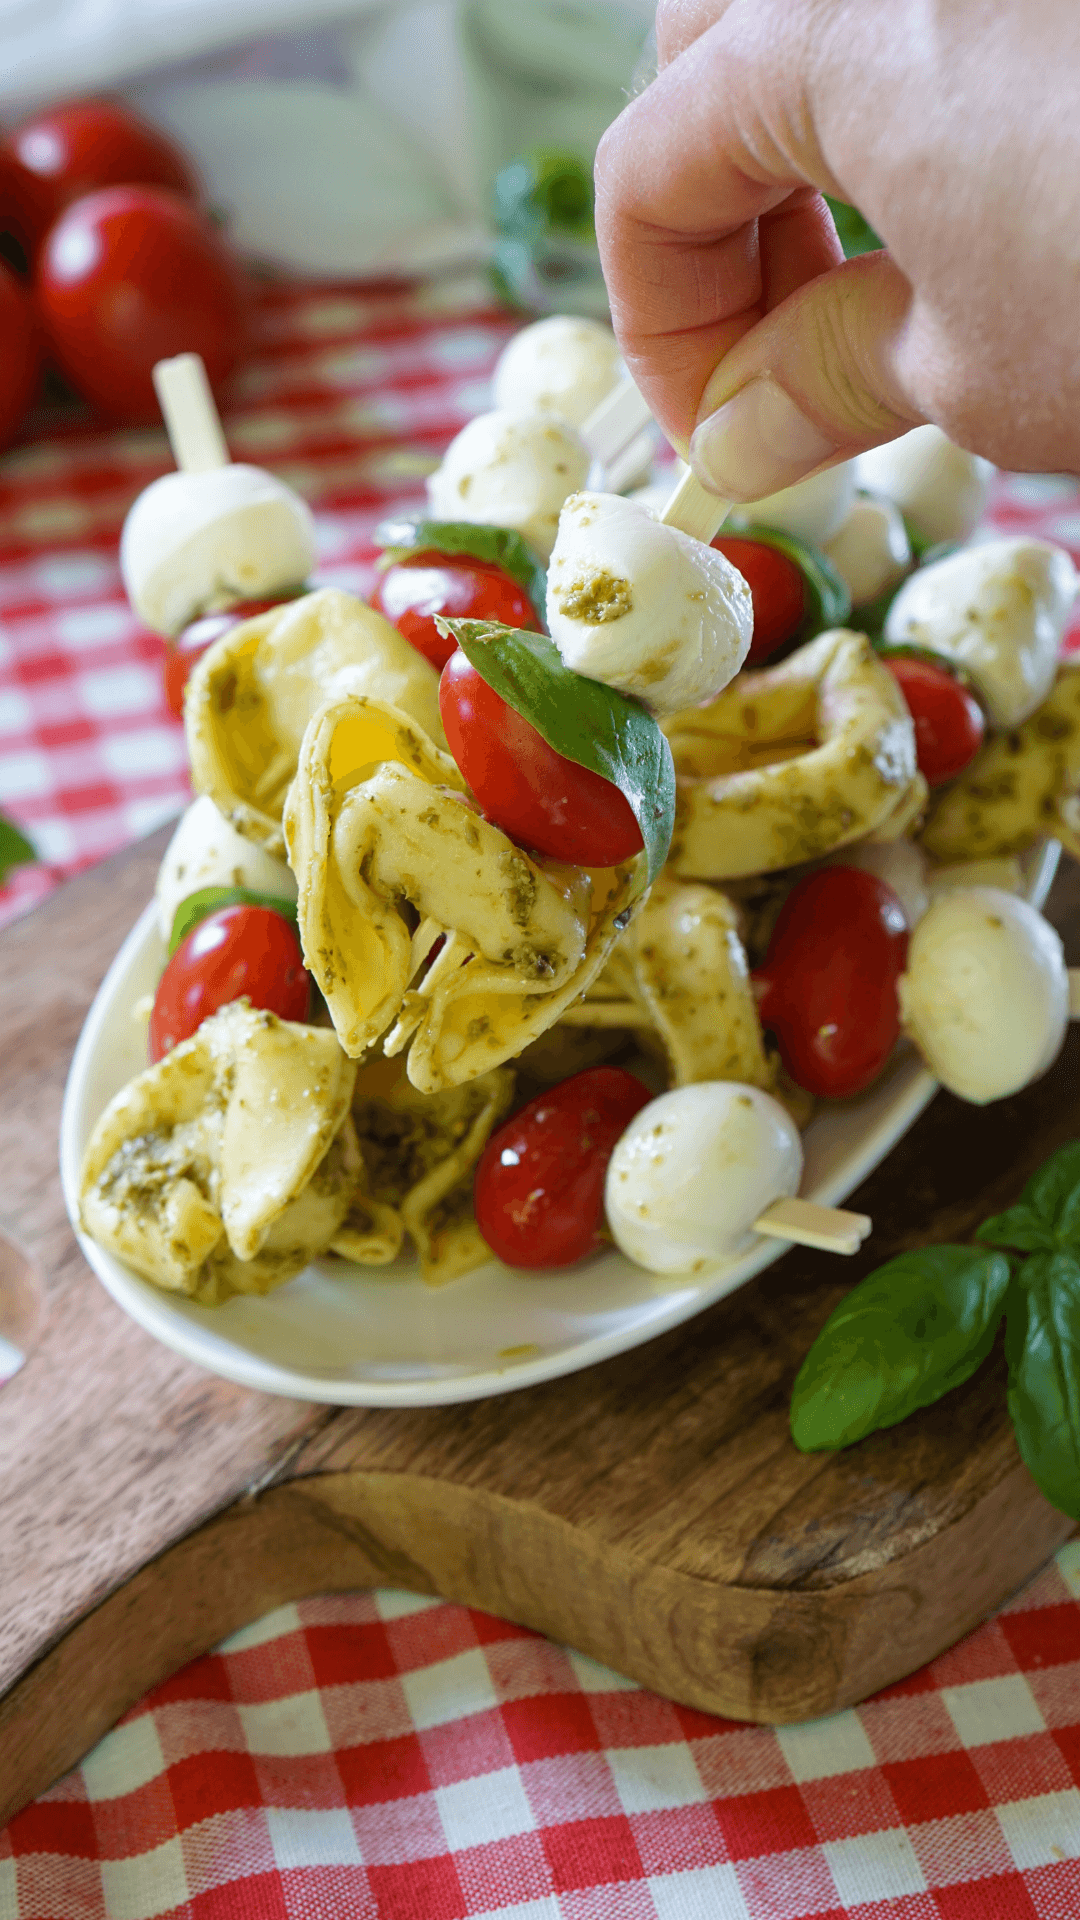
[659,464,733,544]
[752,1196,873,1257]
[580,373,654,469]
[1069,970,1080,1019]
[152,353,230,474]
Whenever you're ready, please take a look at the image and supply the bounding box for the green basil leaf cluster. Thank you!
[790,1142,1080,1526]
[169,886,298,957]
[374,517,548,631]
[0,814,35,885]
[440,618,675,883]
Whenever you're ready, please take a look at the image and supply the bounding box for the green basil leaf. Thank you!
[0,814,35,885]
[978,1143,1080,1255]
[169,886,298,957]
[1005,1251,1080,1522]
[440,618,675,883]
[374,517,548,629]
[724,525,852,643]
[824,196,883,260]
[791,1245,1013,1452]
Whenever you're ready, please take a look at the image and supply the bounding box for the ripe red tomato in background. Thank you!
[883,654,986,788]
[712,534,806,667]
[372,552,539,670]
[753,865,910,1100]
[163,599,289,718]
[439,649,644,867]
[474,1066,652,1268]
[149,905,309,1062]
[35,186,249,424]
[8,102,198,236]
[0,260,41,449]
[0,145,54,274]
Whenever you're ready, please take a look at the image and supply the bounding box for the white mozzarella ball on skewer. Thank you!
[605,1082,804,1274]
[154,795,297,943]
[823,495,911,605]
[492,316,624,428]
[855,426,994,544]
[736,462,856,547]
[883,536,1079,726]
[546,490,752,715]
[897,887,1069,1104]
[426,408,590,561]
[121,465,317,638]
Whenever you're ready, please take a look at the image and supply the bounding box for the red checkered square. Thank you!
[693,1726,795,1798]
[1001,1607,1080,1674]
[336,1731,431,1806]
[502,1691,602,1766]
[884,1751,990,1826]
[628,1802,729,1875]
[304,1621,399,1689]
[168,1750,262,1831]
[587,1691,685,1750]
[383,1606,480,1676]
[483,1635,582,1703]
[970,1733,1075,1805]
[365,1854,467,1920]
[190,1873,291,1918]
[930,1875,1040,1918]
[519,1751,624,1827]
[802,1766,902,1844]
[420,1706,515,1788]
[452,1831,554,1910]
[908,1807,1015,1887]
[714,1784,819,1861]
[928,1621,1021,1688]
[467,1608,538,1647]
[6,1797,98,1858]
[86,1775,178,1858]
[144,1654,233,1709]
[541,1813,643,1891]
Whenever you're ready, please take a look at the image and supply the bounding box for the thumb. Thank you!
[688,251,925,502]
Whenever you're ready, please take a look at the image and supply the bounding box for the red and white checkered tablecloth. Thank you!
[4,273,1080,1916]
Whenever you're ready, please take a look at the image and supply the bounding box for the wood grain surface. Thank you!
[1,828,1077,1823]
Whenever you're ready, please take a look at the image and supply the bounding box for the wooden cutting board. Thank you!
[2,828,1077,1824]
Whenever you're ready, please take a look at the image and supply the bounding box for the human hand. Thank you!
[595,0,1080,498]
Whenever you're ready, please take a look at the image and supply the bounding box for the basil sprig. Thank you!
[438,617,675,883]
[0,814,35,885]
[790,1142,1080,1525]
[374,517,548,631]
[169,885,298,956]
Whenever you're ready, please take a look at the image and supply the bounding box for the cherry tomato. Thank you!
[149,905,309,1062]
[883,654,985,788]
[35,186,249,424]
[0,260,41,449]
[753,866,909,1100]
[0,146,54,274]
[163,599,287,719]
[371,552,539,671]
[439,649,643,866]
[712,535,806,667]
[9,103,198,238]
[474,1066,652,1268]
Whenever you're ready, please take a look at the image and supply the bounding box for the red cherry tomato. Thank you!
[9,102,198,236]
[0,260,41,449]
[883,654,985,788]
[712,535,806,667]
[35,186,249,424]
[439,649,643,866]
[163,599,287,719]
[371,552,539,670]
[149,905,309,1062]
[0,145,54,273]
[474,1066,652,1268]
[753,866,909,1099]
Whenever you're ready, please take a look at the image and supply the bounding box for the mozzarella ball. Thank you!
[605,1082,803,1273]
[735,462,856,547]
[492,316,623,429]
[855,427,994,544]
[121,465,318,638]
[824,494,911,605]
[155,794,296,943]
[897,887,1068,1104]
[824,838,929,926]
[426,408,590,561]
[546,490,753,715]
[883,536,1079,726]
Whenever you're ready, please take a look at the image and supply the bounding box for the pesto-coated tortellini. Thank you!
[918,664,1080,865]
[284,695,646,1092]
[186,587,444,856]
[80,1002,359,1306]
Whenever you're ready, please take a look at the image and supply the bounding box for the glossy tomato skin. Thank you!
[753,866,909,1100]
[0,145,54,273]
[883,654,985,788]
[712,535,806,666]
[0,259,41,448]
[439,649,644,867]
[149,905,309,1062]
[163,599,288,718]
[372,552,539,671]
[474,1066,652,1268]
[36,186,249,423]
[10,103,198,238]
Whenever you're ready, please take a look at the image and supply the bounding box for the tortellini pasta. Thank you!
[918,663,1080,865]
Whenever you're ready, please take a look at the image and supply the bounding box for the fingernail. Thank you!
[689,378,839,501]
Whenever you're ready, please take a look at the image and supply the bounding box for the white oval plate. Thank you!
[60,844,1059,1406]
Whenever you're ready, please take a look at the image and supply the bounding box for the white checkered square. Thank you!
[1056,1540,1080,1601]
[400,1647,499,1731]
[943,1674,1046,1748]
[266,1806,363,1870]
[824,1828,927,1905]
[375,1589,444,1621]
[777,1711,877,1783]
[82,1713,165,1801]
[77,664,160,718]
[220,1604,303,1652]
[100,1837,190,1919]
[608,1742,708,1815]
[650,1865,752,1920]
[435,1765,535,1851]
[997,1788,1080,1870]
[237,1690,331,1757]
[568,1650,639,1693]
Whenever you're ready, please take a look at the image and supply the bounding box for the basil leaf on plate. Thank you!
[374,517,548,629]
[0,814,35,885]
[978,1142,1080,1256]
[439,617,675,882]
[1004,1250,1080,1522]
[791,1245,1013,1452]
[169,886,298,957]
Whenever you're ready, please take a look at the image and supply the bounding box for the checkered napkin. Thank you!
[5,1549,1080,1920]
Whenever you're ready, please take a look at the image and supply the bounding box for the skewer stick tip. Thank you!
[1067,968,1080,1020]
[754,1195,873,1257]
[659,466,732,544]
[152,353,231,475]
